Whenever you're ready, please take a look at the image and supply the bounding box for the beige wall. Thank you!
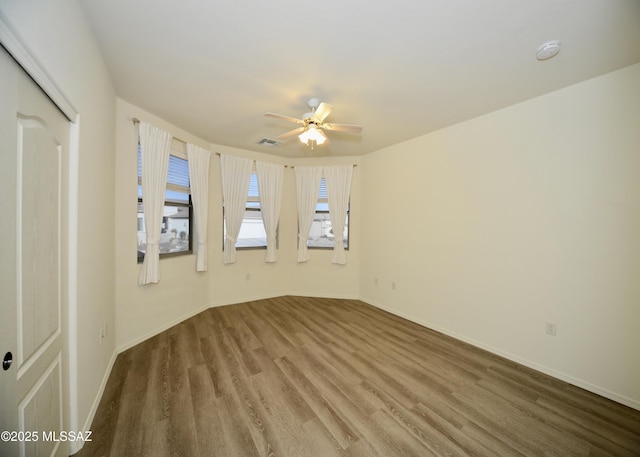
[115,99,361,350]
[0,0,117,445]
[360,63,640,409]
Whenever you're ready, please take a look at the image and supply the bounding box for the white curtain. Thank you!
[256,161,284,263]
[324,165,353,265]
[138,122,172,285]
[295,165,323,262]
[220,154,253,264]
[186,144,211,271]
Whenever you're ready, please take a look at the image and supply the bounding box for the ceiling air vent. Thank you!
[257,138,281,147]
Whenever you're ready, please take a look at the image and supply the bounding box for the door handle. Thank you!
[2,352,12,371]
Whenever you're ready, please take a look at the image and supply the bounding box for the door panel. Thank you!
[18,115,62,372]
[19,355,62,457]
[0,46,70,457]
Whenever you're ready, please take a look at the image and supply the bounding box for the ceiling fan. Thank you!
[265,98,363,147]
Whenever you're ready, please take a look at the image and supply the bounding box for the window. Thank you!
[307,176,349,249]
[228,173,274,249]
[137,145,192,262]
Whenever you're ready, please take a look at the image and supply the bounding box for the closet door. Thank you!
[0,46,70,457]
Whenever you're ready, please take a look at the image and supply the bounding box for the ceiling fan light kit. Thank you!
[299,124,326,145]
[265,97,363,148]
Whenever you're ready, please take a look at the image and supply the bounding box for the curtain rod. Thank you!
[132,117,187,145]
[131,121,357,168]
[214,152,357,168]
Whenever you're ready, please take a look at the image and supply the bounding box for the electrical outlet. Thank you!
[391,281,396,290]
[545,322,557,336]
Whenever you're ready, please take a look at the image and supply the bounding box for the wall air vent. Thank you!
[257,138,282,147]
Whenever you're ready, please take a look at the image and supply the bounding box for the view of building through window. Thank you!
[137,146,192,262]
[307,176,349,249]
[233,173,270,248]
[137,203,191,262]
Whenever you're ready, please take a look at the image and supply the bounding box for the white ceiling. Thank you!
[79,0,640,158]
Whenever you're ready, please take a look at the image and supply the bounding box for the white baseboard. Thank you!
[359,296,640,412]
[117,292,288,354]
[208,292,288,309]
[116,302,211,354]
[284,292,361,300]
[70,349,118,455]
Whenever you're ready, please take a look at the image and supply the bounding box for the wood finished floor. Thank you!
[76,296,640,457]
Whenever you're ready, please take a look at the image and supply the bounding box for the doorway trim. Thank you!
[0,13,78,122]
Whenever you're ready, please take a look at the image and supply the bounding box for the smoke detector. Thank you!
[536,40,561,61]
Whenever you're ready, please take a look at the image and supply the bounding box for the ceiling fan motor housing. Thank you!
[307,98,320,111]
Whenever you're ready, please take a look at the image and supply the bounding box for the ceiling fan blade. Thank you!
[265,112,304,124]
[275,126,305,141]
[323,123,363,134]
[312,103,333,122]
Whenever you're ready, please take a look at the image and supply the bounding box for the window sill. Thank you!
[137,250,193,264]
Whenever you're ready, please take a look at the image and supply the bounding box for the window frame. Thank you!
[137,144,193,263]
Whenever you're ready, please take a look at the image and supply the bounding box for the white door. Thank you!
[0,46,70,457]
